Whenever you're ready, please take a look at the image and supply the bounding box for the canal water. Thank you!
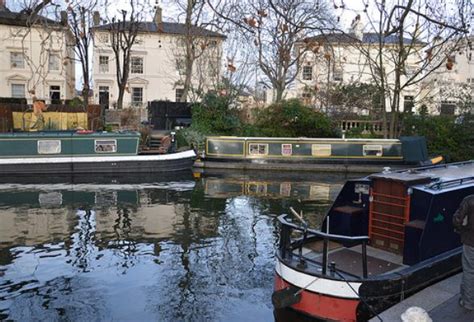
[0,170,356,321]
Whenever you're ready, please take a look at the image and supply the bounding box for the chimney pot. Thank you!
[0,0,6,10]
[93,11,100,26]
[60,11,67,25]
[154,6,162,26]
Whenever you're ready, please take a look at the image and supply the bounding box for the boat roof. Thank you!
[370,161,474,192]
[207,136,400,142]
[0,131,140,138]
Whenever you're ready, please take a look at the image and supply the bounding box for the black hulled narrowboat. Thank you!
[273,161,474,321]
[199,136,439,172]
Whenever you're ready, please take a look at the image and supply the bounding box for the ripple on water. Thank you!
[0,172,347,321]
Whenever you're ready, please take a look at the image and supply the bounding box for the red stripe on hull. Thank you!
[274,274,360,322]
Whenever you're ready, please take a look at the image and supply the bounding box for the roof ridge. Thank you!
[93,20,226,38]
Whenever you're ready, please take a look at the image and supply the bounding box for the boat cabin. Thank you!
[0,131,140,158]
[205,136,429,164]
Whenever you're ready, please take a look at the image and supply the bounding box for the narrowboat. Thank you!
[198,136,439,173]
[273,160,474,321]
[201,170,346,201]
[0,131,195,175]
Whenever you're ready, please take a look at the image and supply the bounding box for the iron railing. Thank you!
[278,214,370,278]
[427,176,474,190]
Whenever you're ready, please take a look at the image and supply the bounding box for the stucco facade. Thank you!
[92,12,224,109]
[419,36,474,114]
[292,33,425,114]
[0,5,75,103]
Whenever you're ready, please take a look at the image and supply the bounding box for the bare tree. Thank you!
[330,0,470,137]
[106,1,144,109]
[169,0,225,102]
[64,0,98,109]
[208,0,334,103]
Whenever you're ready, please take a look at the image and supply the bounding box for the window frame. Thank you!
[362,144,383,157]
[131,87,143,106]
[38,140,61,154]
[301,89,312,100]
[11,83,25,98]
[403,95,415,113]
[99,55,109,73]
[176,58,186,76]
[130,56,144,74]
[98,33,109,43]
[175,88,184,102]
[302,65,312,80]
[94,139,117,153]
[48,53,60,71]
[281,144,292,156]
[311,144,331,157]
[248,143,268,156]
[333,67,343,82]
[10,52,25,69]
[49,85,61,103]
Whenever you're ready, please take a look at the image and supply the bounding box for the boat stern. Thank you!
[273,259,361,322]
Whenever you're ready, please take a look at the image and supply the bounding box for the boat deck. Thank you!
[375,161,474,183]
[300,241,407,278]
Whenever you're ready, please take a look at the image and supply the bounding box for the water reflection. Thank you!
[0,170,353,321]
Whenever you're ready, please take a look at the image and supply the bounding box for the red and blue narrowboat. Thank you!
[273,161,474,321]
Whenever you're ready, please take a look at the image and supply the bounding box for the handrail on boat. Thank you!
[278,214,370,278]
[427,176,474,190]
[397,159,474,174]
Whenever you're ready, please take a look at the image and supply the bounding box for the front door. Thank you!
[99,86,109,109]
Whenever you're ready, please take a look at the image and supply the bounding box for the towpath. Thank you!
[370,273,474,321]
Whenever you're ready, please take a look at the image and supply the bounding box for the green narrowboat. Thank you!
[0,131,195,175]
[0,131,139,158]
[198,136,437,172]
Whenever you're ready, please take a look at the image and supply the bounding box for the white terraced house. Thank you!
[0,0,75,103]
[419,36,474,115]
[293,30,425,114]
[92,7,225,109]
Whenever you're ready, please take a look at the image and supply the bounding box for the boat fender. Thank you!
[272,286,302,309]
[401,307,432,322]
[272,274,320,309]
[430,156,443,165]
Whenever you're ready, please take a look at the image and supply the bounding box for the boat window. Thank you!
[38,140,61,154]
[311,144,331,156]
[363,144,383,157]
[95,140,117,153]
[247,182,267,195]
[281,144,292,156]
[249,143,268,155]
[280,183,291,196]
